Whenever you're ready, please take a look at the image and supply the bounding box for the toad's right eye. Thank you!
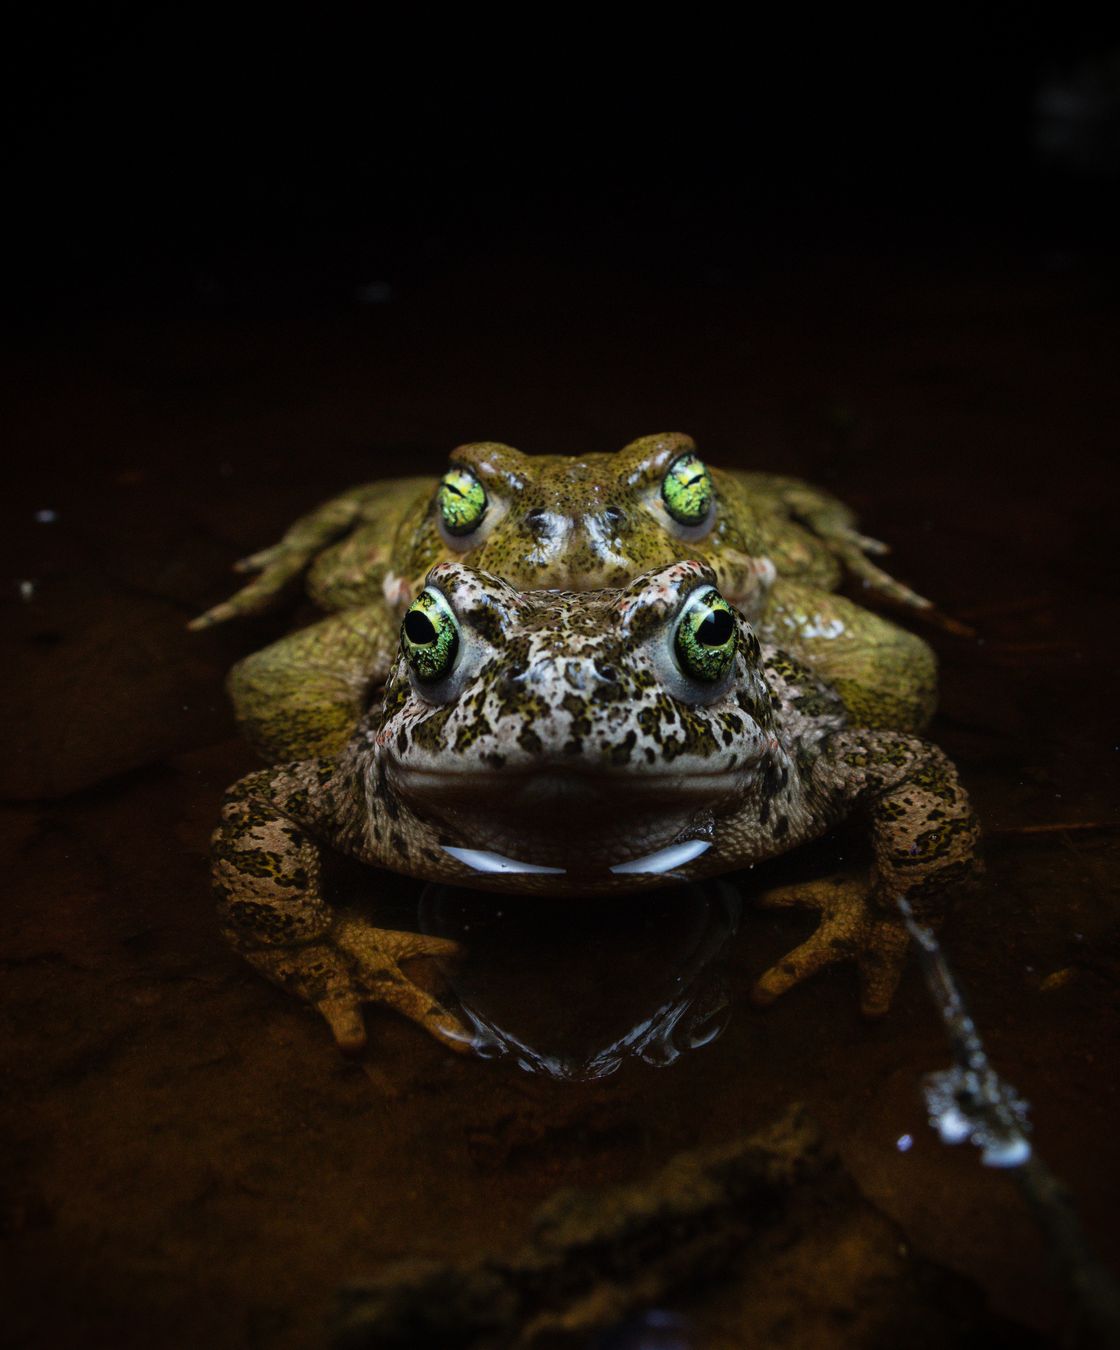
[437,468,487,536]
[401,588,460,682]
[674,587,737,684]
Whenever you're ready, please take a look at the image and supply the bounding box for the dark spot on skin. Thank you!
[609,729,637,766]
[518,725,543,755]
[561,693,592,739]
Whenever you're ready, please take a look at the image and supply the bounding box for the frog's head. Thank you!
[375,560,777,877]
[393,434,776,616]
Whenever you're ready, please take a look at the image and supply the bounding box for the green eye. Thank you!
[402,589,460,682]
[661,452,713,526]
[437,467,487,536]
[675,588,737,683]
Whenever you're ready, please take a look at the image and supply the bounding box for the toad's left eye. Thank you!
[674,588,737,682]
[402,588,460,683]
[661,451,713,526]
[437,467,487,537]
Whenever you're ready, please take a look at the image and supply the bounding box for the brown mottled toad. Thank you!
[212,561,976,1055]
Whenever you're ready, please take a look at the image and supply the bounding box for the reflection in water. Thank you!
[418,880,741,1080]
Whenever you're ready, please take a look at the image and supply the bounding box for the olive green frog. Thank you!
[194,434,937,760]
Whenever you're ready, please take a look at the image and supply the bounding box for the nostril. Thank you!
[526,509,550,536]
[603,506,627,528]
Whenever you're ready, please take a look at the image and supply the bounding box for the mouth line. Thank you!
[390,764,745,795]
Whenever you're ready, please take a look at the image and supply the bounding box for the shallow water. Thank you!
[3,244,1119,1347]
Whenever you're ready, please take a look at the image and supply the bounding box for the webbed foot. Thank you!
[243,919,472,1055]
[750,876,910,1016]
[832,534,934,613]
[189,547,311,629]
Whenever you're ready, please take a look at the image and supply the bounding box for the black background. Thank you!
[8,8,1120,322]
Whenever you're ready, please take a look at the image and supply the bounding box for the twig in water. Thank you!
[897,896,1120,1348]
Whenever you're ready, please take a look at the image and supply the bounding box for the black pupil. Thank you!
[696,608,734,646]
[405,610,437,645]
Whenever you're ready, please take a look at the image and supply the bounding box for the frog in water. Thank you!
[211,561,977,1055]
[193,433,937,761]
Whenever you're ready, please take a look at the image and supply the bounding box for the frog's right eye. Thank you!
[402,589,460,683]
[661,451,713,527]
[437,467,487,537]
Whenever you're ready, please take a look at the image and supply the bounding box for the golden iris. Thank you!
[402,589,460,682]
[675,588,737,682]
[662,452,713,526]
[437,468,487,536]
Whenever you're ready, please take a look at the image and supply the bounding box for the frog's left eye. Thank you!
[674,588,737,683]
[402,589,460,683]
[437,467,487,537]
[662,452,713,527]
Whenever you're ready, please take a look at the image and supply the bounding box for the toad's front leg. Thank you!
[212,767,471,1055]
[751,733,980,1015]
[226,604,400,763]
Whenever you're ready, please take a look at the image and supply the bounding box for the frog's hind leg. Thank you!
[731,471,933,613]
[764,581,938,733]
[190,484,389,629]
[227,604,398,762]
[213,766,471,1055]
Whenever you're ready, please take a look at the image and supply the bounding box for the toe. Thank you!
[756,876,864,913]
[857,918,910,1016]
[318,994,368,1055]
[751,926,855,1005]
[188,601,237,630]
[384,931,463,962]
[335,919,462,969]
[375,979,475,1053]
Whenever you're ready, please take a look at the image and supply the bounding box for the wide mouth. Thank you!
[385,766,744,837]
[384,760,746,877]
[388,762,746,812]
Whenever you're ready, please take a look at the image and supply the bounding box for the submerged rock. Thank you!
[333,1106,1034,1349]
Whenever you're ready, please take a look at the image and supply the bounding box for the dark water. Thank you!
[3,245,1119,1347]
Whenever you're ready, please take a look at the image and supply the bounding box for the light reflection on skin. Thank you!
[440,837,712,877]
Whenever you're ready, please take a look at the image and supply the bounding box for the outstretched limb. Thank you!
[227,603,399,762]
[212,764,472,1055]
[191,484,386,629]
[733,470,934,613]
[751,732,980,1014]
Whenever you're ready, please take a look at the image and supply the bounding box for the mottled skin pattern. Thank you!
[193,433,936,761]
[212,562,977,1056]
